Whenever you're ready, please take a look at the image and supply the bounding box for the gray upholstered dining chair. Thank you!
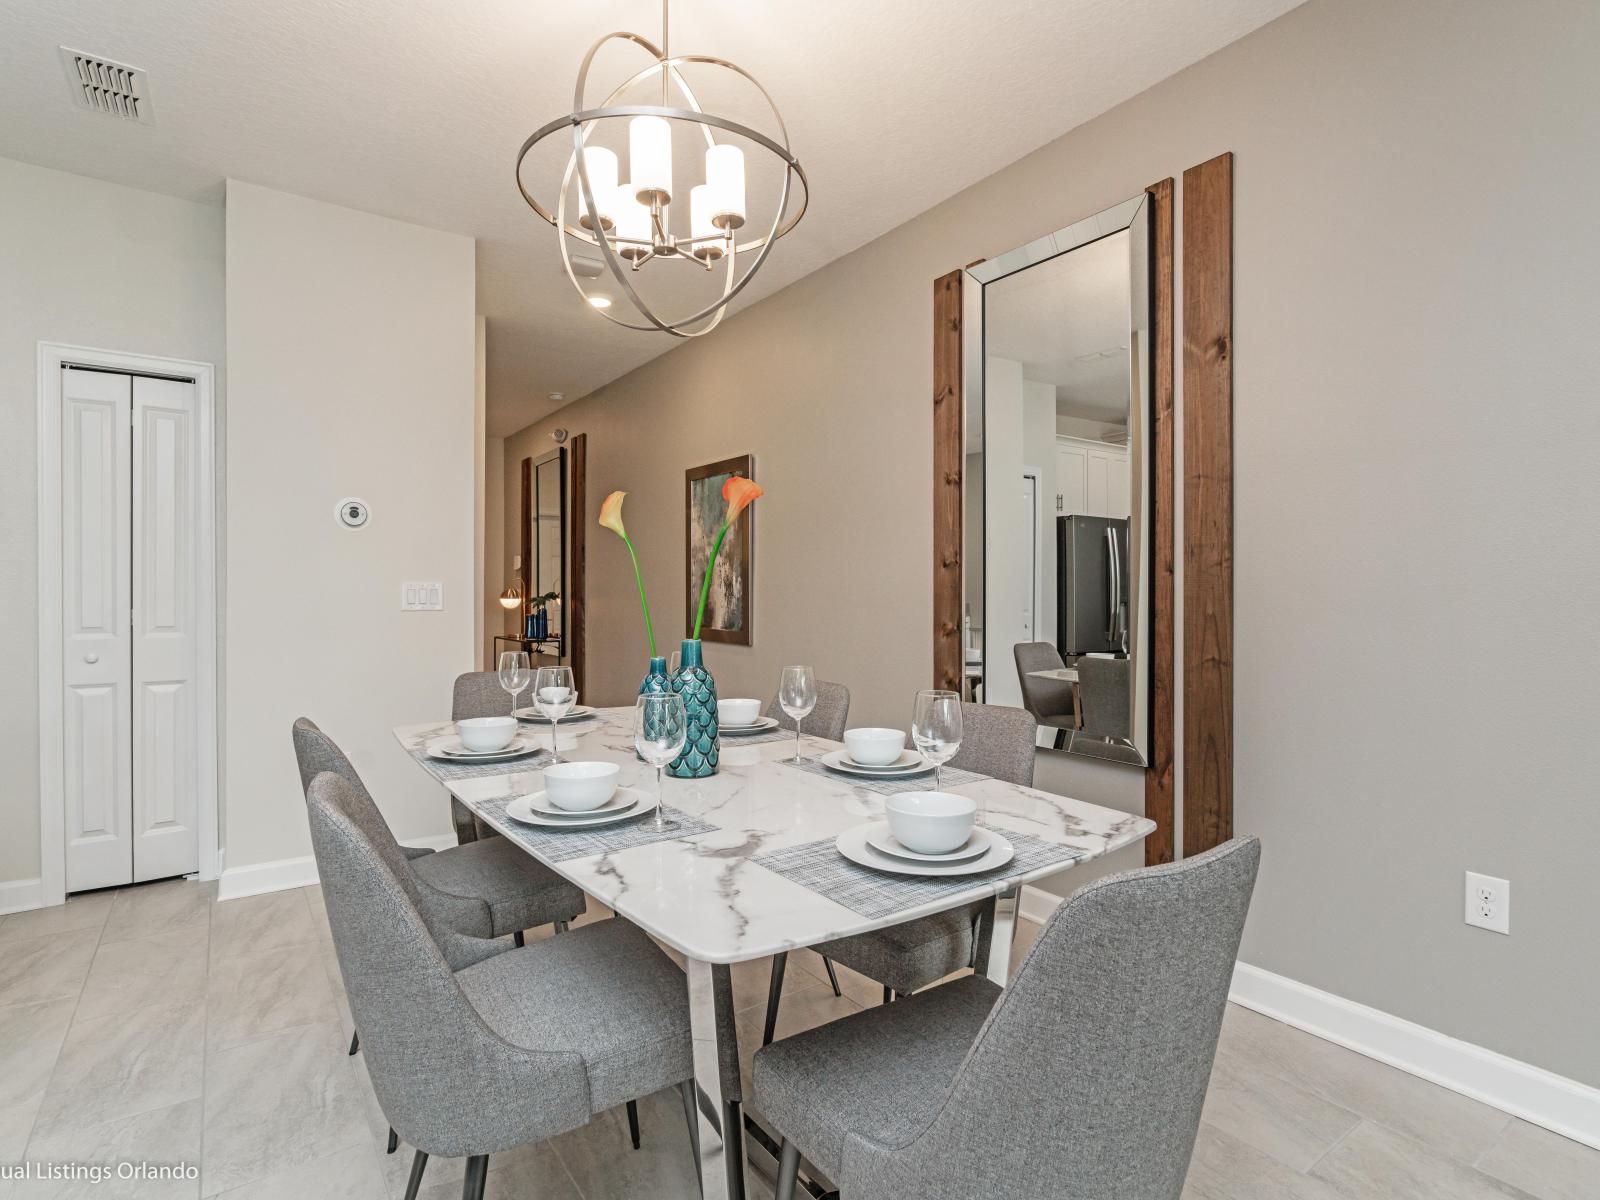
[292,719,586,1037]
[306,770,698,1200]
[761,702,1037,1044]
[764,679,851,742]
[449,670,519,843]
[1013,641,1078,749]
[1077,655,1132,742]
[754,836,1262,1200]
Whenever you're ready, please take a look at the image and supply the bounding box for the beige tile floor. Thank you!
[0,879,1595,1199]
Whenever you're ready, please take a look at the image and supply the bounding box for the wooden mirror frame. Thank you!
[933,179,1177,865]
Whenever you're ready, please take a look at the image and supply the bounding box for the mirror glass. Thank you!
[964,195,1151,765]
[533,449,566,637]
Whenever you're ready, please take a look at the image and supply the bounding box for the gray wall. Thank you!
[0,157,225,896]
[503,0,1600,1086]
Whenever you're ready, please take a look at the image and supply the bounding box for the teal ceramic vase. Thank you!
[668,639,719,778]
[636,656,671,760]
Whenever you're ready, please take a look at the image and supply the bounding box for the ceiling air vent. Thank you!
[60,47,153,123]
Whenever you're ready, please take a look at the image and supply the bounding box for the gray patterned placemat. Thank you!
[407,741,554,781]
[778,754,984,796]
[474,795,718,863]
[717,728,794,747]
[751,826,1086,920]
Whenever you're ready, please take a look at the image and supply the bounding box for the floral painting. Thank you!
[685,454,753,645]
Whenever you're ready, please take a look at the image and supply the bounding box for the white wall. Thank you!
[0,156,225,902]
[496,0,1600,1087]
[223,181,476,879]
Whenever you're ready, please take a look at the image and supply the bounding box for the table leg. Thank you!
[982,886,1021,985]
[686,958,746,1200]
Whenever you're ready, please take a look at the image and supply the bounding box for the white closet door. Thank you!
[1056,443,1087,515]
[1084,452,1111,517]
[62,368,133,892]
[132,375,200,882]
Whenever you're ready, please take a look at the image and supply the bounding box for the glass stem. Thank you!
[655,765,665,830]
[936,762,943,788]
[794,716,803,764]
[551,715,559,762]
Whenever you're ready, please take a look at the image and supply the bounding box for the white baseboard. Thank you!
[1017,885,1598,1149]
[1231,963,1600,1151]
[0,877,44,916]
[215,833,459,903]
[216,854,320,902]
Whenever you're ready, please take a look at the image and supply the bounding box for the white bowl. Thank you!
[455,716,516,753]
[537,686,575,706]
[543,761,620,811]
[885,791,977,855]
[842,727,906,767]
[718,698,761,727]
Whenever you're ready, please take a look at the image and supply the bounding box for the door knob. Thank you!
[84,653,99,664]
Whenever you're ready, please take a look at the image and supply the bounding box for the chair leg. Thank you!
[348,1030,359,1055]
[554,919,569,934]
[775,1138,801,1200]
[462,1154,489,1200]
[402,1150,429,1200]
[626,1099,641,1150]
[762,951,788,1046]
[678,1080,701,1188]
[387,1127,398,1154]
[512,930,525,948]
[821,956,842,997]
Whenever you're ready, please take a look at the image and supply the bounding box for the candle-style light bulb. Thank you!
[630,116,673,205]
[705,143,746,230]
[578,146,619,231]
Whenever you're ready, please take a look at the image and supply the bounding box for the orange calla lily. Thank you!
[597,489,656,656]
[722,476,764,522]
[598,490,628,537]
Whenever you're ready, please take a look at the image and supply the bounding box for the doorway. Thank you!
[37,344,218,904]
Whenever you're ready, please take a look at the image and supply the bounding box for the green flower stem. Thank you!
[692,520,731,642]
[621,533,658,658]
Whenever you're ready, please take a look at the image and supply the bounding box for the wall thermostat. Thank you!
[336,497,370,529]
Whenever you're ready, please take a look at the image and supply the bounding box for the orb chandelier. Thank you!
[516,0,809,338]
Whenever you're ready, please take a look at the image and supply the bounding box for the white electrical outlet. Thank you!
[1464,871,1510,934]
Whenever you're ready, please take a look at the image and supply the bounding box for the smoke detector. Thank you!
[60,47,153,123]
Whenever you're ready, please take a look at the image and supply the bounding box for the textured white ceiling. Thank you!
[0,0,1302,435]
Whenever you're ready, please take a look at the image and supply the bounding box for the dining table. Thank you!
[395,707,1154,1200]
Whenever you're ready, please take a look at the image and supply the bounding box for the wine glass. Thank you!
[778,666,817,764]
[912,689,962,789]
[635,693,687,831]
[533,665,576,762]
[497,651,531,722]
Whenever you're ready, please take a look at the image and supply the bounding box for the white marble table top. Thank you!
[1027,667,1080,683]
[395,709,1151,965]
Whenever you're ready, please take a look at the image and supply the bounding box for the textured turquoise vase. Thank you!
[636,656,671,761]
[668,639,719,778]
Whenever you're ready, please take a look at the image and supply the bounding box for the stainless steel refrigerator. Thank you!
[1056,514,1130,656]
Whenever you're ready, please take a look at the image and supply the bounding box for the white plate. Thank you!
[514,705,596,724]
[837,821,1014,877]
[864,825,992,864]
[504,788,656,828]
[718,716,780,735]
[426,736,542,762]
[819,749,932,779]
[523,788,638,819]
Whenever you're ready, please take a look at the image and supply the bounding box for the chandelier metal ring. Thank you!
[516,19,809,338]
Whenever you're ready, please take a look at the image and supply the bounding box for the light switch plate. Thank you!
[401,582,443,611]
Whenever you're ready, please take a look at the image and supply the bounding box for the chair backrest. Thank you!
[946,702,1036,787]
[765,679,851,741]
[291,719,410,878]
[1012,642,1074,723]
[453,671,514,719]
[306,771,588,1155]
[1077,656,1131,740]
[849,837,1261,1200]
[292,718,489,950]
